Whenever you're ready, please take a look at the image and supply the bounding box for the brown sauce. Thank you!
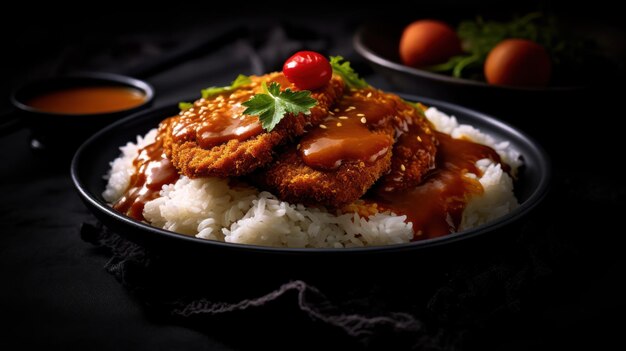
[299,90,395,169]
[27,86,145,114]
[370,132,503,239]
[113,138,179,221]
[171,75,293,149]
[377,107,438,193]
[175,91,262,148]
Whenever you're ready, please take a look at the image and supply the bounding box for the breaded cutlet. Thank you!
[254,89,437,207]
[161,72,344,178]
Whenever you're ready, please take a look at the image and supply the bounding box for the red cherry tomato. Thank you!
[399,20,462,68]
[484,39,552,87]
[283,51,332,90]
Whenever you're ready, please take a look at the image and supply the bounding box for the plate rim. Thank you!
[71,95,551,255]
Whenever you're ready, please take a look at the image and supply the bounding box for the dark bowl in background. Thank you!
[353,23,588,129]
[9,72,154,151]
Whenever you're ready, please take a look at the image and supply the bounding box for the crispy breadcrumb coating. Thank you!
[161,73,344,178]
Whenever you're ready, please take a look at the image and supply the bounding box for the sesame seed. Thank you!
[328,111,335,115]
[296,144,301,150]
[334,108,340,112]
[320,124,327,129]
[400,164,406,171]
[417,136,422,142]
[338,116,348,119]
[356,113,365,117]
[336,122,342,127]
[366,92,372,98]
[360,117,367,124]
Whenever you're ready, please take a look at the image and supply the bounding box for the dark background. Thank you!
[1,3,625,350]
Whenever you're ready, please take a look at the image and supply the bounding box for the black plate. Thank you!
[71,97,550,257]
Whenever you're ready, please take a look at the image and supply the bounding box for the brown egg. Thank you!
[399,20,463,68]
[485,39,552,87]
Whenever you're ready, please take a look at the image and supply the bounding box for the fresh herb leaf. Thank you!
[178,102,193,111]
[423,12,591,79]
[403,99,427,114]
[201,74,252,99]
[242,81,317,132]
[329,56,368,89]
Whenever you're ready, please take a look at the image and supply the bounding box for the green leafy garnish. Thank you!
[178,102,193,111]
[424,13,592,79]
[201,74,252,99]
[242,82,317,132]
[403,99,427,115]
[329,56,368,89]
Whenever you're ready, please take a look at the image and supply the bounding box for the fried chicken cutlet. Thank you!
[161,72,344,178]
[375,101,438,193]
[255,89,437,207]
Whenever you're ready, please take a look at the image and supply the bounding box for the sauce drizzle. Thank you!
[113,138,179,221]
[170,75,294,149]
[172,91,262,149]
[299,89,395,169]
[370,132,504,239]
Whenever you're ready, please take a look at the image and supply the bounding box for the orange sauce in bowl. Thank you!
[26,86,146,114]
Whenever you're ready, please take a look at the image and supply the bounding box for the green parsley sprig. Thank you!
[329,56,368,89]
[424,13,590,79]
[178,102,193,111]
[201,74,252,99]
[403,99,427,115]
[242,82,317,132]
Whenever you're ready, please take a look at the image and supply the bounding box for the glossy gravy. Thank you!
[299,90,395,169]
[170,75,292,149]
[113,137,178,221]
[27,86,145,114]
[370,132,503,239]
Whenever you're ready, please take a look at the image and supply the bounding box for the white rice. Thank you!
[103,107,520,248]
[102,129,159,203]
[424,107,520,229]
[425,107,522,176]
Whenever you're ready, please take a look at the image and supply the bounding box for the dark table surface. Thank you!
[1,10,625,350]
